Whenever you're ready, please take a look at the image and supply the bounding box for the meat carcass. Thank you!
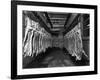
[64,23,87,60]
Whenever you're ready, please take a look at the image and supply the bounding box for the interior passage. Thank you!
[24,47,89,68]
[23,11,90,68]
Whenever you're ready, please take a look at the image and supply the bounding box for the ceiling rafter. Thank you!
[31,11,52,34]
[64,13,72,28]
[64,14,78,29]
[44,12,53,28]
[63,14,80,35]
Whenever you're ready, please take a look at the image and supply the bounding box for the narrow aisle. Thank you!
[43,48,75,67]
[23,12,90,69]
[25,48,75,68]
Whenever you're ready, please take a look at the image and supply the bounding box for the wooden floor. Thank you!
[23,47,89,69]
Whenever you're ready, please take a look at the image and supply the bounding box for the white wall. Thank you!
[0,0,99,80]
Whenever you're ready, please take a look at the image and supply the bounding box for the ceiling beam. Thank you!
[50,17,66,20]
[36,12,51,28]
[48,13,69,18]
[44,12,53,28]
[84,17,89,23]
[50,28,61,31]
[64,13,72,28]
[53,24,64,27]
[52,27,64,29]
[64,14,78,29]
[63,14,80,35]
[83,17,89,26]
[31,12,52,34]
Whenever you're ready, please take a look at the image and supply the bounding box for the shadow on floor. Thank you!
[23,47,89,69]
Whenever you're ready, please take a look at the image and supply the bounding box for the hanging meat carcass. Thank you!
[23,16,87,61]
[23,16,52,57]
[64,23,87,60]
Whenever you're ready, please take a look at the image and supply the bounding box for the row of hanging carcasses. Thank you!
[64,23,88,60]
[23,16,52,57]
[23,16,88,60]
